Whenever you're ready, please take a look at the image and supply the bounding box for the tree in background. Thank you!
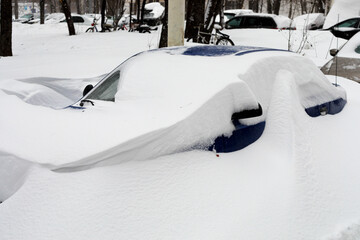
[107,0,126,28]
[0,0,13,56]
[40,0,45,24]
[204,0,224,32]
[100,0,107,31]
[185,0,205,41]
[14,0,19,19]
[159,0,168,48]
[60,0,76,35]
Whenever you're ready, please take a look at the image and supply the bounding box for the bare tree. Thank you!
[14,0,19,19]
[185,0,205,41]
[266,0,272,13]
[140,0,146,24]
[273,0,281,15]
[159,0,168,48]
[107,0,126,28]
[249,0,259,12]
[100,0,107,31]
[60,0,76,35]
[40,0,45,24]
[0,0,13,56]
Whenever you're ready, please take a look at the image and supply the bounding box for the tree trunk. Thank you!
[185,0,205,41]
[204,0,222,31]
[60,0,76,35]
[266,0,272,13]
[129,0,133,30]
[273,0,281,15]
[76,0,81,13]
[249,0,259,12]
[0,0,13,56]
[288,0,293,18]
[136,0,140,20]
[140,0,146,24]
[238,0,245,8]
[14,0,19,19]
[100,0,107,31]
[40,0,45,24]
[159,0,168,48]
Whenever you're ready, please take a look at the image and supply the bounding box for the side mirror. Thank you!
[214,24,222,30]
[330,49,339,57]
[83,84,94,97]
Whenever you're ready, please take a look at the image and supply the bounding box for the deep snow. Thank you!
[0,22,360,240]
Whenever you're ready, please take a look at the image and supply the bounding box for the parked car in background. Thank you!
[143,2,164,26]
[215,9,253,25]
[59,14,93,26]
[225,13,295,30]
[326,17,360,40]
[293,13,325,30]
[321,31,360,82]
[13,13,35,23]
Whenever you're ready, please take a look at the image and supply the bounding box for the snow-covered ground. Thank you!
[1,22,360,240]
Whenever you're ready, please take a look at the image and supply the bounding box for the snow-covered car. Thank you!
[321,31,360,82]
[13,13,34,23]
[59,14,93,26]
[225,13,295,30]
[326,17,360,40]
[42,45,344,171]
[0,45,346,173]
[215,9,254,24]
[143,2,165,26]
[293,13,325,30]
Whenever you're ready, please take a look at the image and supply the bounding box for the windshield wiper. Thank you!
[80,99,95,107]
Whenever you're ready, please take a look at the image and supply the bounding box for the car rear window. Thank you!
[260,17,277,28]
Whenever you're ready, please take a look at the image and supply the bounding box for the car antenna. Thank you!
[335,14,340,87]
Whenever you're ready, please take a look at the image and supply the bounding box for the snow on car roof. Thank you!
[0,46,346,170]
[337,31,360,58]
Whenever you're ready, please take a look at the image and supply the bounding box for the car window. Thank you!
[227,17,242,28]
[86,71,120,102]
[356,45,360,54]
[243,17,260,28]
[260,17,277,28]
[337,19,359,28]
[72,16,85,23]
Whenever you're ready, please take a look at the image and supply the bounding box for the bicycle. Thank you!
[86,17,99,32]
[187,25,234,46]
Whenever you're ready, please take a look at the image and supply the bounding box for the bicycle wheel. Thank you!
[86,27,94,33]
[216,37,234,46]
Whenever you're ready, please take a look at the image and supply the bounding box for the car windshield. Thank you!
[355,45,360,54]
[337,19,359,28]
[86,70,120,102]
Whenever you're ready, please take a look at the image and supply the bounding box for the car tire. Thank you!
[216,37,234,46]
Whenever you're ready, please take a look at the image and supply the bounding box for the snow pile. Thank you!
[323,0,360,29]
